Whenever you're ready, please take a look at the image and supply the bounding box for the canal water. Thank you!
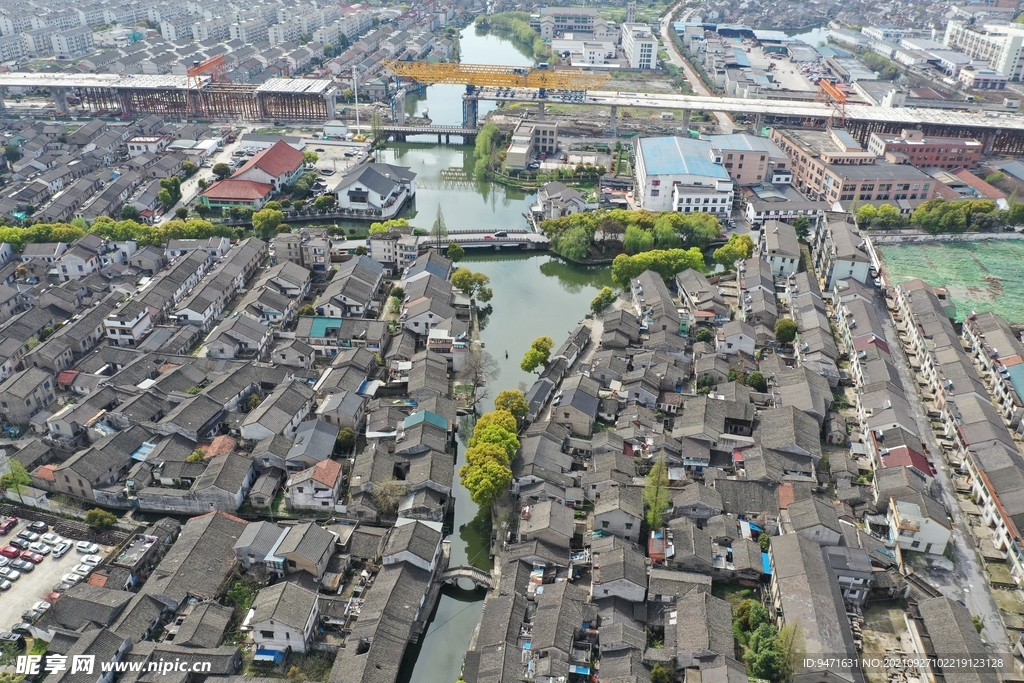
[394,25,612,683]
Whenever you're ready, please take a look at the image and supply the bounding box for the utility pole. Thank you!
[352,68,361,133]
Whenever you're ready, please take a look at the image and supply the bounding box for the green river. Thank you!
[393,26,612,683]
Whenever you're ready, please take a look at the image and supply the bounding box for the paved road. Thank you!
[658,4,734,132]
[870,292,1012,656]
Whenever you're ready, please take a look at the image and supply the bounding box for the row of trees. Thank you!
[907,198,1002,234]
[610,247,705,288]
[459,408,520,507]
[474,123,502,180]
[733,596,800,682]
[543,209,722,258]
[89,216,235,245]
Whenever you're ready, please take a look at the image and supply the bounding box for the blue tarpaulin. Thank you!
[762,552,772,575]
[254,649,285,664]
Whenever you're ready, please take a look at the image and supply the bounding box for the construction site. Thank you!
[0,57,338,122]
[878,239,1024,323]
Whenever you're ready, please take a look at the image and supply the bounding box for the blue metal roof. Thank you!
[638,137,730,180]
[761,551,772,575]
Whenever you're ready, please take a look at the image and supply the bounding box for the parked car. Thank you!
[82,555,103,567]
[0,546,20,558]
[21,610,43,624]
[71,564,93,576]
[27,521,48,534]
[10,623,31,636]
[9,539,30,551]
[52,581,74,593]
[27,542,50,555]
[40,534,62,546]
[52,542,72,558]
[61,573,84,585]
[16,531,39,543]
[31,601,51,613]
[76,541,99,554]
[0,568,21,581]
[0,518,17,535]
[0,632,24,648]
[16,554,41,566]
[0,580,11,591]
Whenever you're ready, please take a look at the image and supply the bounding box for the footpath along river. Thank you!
[393,24,612,683]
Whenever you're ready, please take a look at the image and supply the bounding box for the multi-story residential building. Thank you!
[944,20,1024,80]
[268,21,301,46]
[633,136,733,214]
[0,34,28,62]
[621,23,656,69]
[961,311,1024,428]
[810,212,873,291]
[887,494,952,555]
[531,7,597,39]
[759,220,800,277]
[104,300,152,347]
[52,26,94,59]
[0,367,55,425]
[22,26,57,56]
[708,133,791,187]
[866,130,982,170]
[771,127,940,204]
[505,120,559,169]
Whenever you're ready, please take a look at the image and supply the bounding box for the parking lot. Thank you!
[0,517,112,633]
[301,139,369,177]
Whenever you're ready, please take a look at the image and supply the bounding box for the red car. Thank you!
[0,518,17,535]
[19,551,43,564]
[0,546,20,559]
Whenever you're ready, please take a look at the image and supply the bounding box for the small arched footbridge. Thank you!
[438,565,494,590]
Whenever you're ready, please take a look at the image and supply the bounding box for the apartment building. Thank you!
[531,7,597,39]
[707,133,791,187]
[621,23,656,69]
[866,130,982,170]
[52,26,95,59]
[944,20,1024,79]
[505,120,559,169]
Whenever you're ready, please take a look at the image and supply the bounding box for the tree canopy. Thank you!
[643,451,670,528]
[494,390,529,420]
[774,318,798,345]
[610,248,705,288]
[451,268,493,302]
[521,336,555,372]
[459,410,517,508]
[713,233,755,269]
[544,209,720,261]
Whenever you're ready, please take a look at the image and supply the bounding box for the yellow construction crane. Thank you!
[382,60,611,90]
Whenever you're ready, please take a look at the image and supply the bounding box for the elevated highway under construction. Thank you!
[0,72,338,122]
[6,64,1024,153]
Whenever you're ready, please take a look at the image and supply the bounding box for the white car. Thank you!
[0,557,9,567]
[75,541,99,554]
[71,564,93,576]
[82,554,103,567]
[0,568,21,581]
[0,580,10,591]
[41,533,62,546]
[52,542,71,558]
[61,573,84,585]
[32,601,51,613]
[27,542,50,556]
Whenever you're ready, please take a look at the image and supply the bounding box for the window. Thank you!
[625,523,633,530]
[260,631,275,639]
[602,521,610,528]
[651,189,659,197]
[564,412,570,418]
[910,540,920,548]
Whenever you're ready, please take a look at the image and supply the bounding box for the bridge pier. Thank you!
[392,88,406,125]
[753,112,764,135]
[610,105,618,134]
[51,87,69,115]
[462,97,479,128]
[538,101,545,120]
[438,133,442,144]
[446,133,450,144]
[681,109,690,133]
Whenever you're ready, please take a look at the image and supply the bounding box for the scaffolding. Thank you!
[199,83,261,120]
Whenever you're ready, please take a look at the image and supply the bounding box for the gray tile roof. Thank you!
[787,496,842,535]
[383,520,441,566]
[276,521,336,566]
[251,581,319,631]
[673,591,735,665]
[173,602,233,648]
[234,521,286,558]
[592,535,648,592]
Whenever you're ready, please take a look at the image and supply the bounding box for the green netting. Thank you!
[878,240,1024,323]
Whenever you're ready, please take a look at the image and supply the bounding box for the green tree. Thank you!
[431,204,448,249]
[875,203,904,229]
[186,449,207,462]
[474,410,518,434]
[747,371,768,393]
[713,233,754,269]
[652,215,682,249]
[551,225,591,261]
[459,457,512,507]
[610,248,705,288]
[451,268,493,302]
[225,580,259,611]
[314,194,336,211]
[212,163,232,180]
[246,393,262,411]
[791,215,811,241]
[495,389,529,420]
[264,201,283,211]
[520,336,555,372]
[298,304,316,316]
[643,451,671,528]
[252,208,285,238]
[158,189,174,211]
[182,161,198,177]
[775,318,798,345]
[372,478,408,517]
[303,151,320,165]
[0,461,32,502]
[85,508,118,529]
[471,424,520,461]
[336,427,356,453]
[493,387,528,419]
[856,204,877,227]
[694,327,714,343]
[4,144,21,162]
[368,217,410,234]
[447,242,465,261]
[622,224,655,254]
[174,207,188,220]
[590,286,617,315]
[759,532,772,552]
[119,204,140,221]
[650,664,673,683]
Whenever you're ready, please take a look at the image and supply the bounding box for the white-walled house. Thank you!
[381,519,443,573]
[888,494,951,555]
[249,582,320,654]
[593,487,643,544]
[716,320,756,357]
[760,220,800,277]
[334,162,417,219]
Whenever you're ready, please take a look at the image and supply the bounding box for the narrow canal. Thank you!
[394,25,612,683]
